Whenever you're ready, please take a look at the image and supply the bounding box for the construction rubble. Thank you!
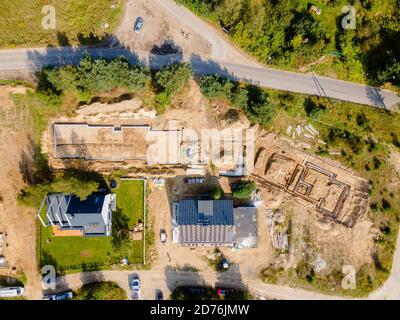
[266,209,289,252]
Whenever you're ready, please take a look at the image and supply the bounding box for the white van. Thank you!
[0,286,24,298]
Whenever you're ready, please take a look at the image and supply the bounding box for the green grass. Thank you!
[0,0,124,48]
[116,179,144,228]
[73,281,126,300]
[39,180,145,272]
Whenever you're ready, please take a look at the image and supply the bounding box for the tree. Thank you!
[50,176,99,200]
[199,75,233,99]
[154,63,192,95]
[211,187,223,200]
[232,181,256,199]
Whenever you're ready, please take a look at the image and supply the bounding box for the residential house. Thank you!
[38,193,115,237]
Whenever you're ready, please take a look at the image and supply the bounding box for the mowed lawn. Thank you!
[0,0,124,48]
[39,179,145,271]
[116,179,144,228]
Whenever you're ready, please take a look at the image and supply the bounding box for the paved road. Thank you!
[0,46,398,110]
[53,231,400,301]
[54,268,341,301]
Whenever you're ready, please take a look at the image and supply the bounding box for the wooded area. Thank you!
[177,0,399,88]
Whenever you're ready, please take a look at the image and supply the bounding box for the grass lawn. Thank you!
[39,179,145,272]
[0,0,124,48]
[116,179,144,228]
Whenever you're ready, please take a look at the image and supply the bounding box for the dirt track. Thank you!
[0,86,42,299]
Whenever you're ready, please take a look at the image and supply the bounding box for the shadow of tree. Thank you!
[365,86,387,110]
[111,208,130,250]
[164,265,207,293]
[19,136,53,185]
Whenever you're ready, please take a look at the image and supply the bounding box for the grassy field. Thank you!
[116,179,144,228]
[39,179,145,272]
[0,0,124,48]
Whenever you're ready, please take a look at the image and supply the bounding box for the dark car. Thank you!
[134,17,144,34]
[156,290,163,300]
[43,291,73,300]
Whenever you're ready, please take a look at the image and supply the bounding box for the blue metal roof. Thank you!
[177,200,234,225]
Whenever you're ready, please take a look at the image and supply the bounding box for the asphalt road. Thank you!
[0,46,398,110]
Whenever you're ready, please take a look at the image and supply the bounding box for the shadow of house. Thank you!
[164,265,207,293]
[215,263,246,290]
[79,269,105,289]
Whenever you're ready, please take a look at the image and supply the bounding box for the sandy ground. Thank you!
[113,0,212,58]
[0,86,42,298]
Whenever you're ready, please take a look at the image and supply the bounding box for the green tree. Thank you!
[154,63,192,95]
[211,187,223,200]
[232,181,256,199]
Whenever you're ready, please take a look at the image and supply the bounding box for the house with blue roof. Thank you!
[172,199,257,247]
[38,193,115,237]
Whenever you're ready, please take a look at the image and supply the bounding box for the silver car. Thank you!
[134,17,144,34]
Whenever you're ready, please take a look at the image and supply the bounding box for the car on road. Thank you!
[134,17,144,34]
[0,286,24,298]
[155,290,163,300]
[43,291,73,300]
[131,274,140,293]
[160,229,167,243]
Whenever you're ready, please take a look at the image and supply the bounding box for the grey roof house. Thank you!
[38,193,115,237]
[172,199,258,247]
[172,200,235,246]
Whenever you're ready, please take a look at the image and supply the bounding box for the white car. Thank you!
[131,275,140,293]
[160,230,167,243]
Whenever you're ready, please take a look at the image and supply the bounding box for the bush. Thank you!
[155,92,171,114]
[40,54,151,103]
[154,63,192,95]
[211,187,224,200]
[232,181,256,199]
[199,75,234,100]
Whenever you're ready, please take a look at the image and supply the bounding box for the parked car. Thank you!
[0,286,24,298]
[134,17,144,33]
[160,230,167,243]
[131,275,140,293]
[43,291,73,300]
[155,290,163,300]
